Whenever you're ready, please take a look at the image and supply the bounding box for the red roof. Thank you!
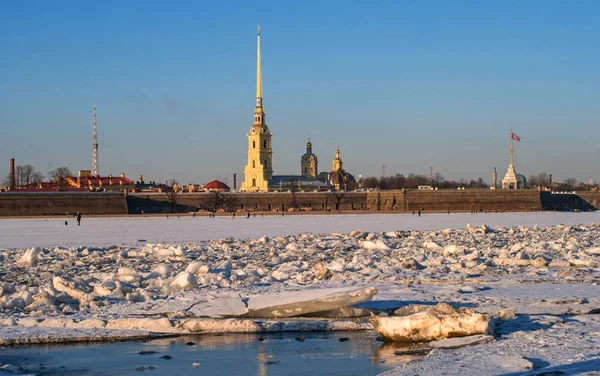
[203,180,229,190]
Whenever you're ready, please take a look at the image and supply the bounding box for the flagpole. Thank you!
[509,129,514,166]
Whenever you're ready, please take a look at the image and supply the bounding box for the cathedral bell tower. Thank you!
[241,25,273,192]
[301,138,318,179]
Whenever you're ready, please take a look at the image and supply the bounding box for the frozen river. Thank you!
[1,212,598,249]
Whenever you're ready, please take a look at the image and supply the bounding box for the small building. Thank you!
[67,171,135,192]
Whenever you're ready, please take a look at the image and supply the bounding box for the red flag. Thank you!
[511,133,521,142]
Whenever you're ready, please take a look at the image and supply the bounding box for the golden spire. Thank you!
[256,24,262,102]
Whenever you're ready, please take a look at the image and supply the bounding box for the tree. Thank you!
[563,178,578,190]
[537,173,551,187]
[205,189,229,212]
[31,170,45,185]
[362,177,379,189]
[2,164,44,188]
[433,172,445,187]
[329,192,349,211]
[48,166,73,188]
[284,178,301,209]
[163,179,178,213]
[554,177,579,192]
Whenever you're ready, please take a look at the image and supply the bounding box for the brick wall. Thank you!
[0,192,128,216]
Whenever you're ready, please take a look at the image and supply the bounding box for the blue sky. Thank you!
[1,0,599,185]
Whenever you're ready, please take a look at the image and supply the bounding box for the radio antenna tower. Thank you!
[93,105,99,176]
[430,166,433,185]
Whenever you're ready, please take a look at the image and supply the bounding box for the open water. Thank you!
[0,331,425,375]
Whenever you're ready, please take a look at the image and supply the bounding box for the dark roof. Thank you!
[300,151,318,162]
[328,170,357,189]
[269,175,330,188]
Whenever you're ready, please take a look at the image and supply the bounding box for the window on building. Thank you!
[252,160,256,168]
[304,167,307,174]
[253,141,256,148]
[252,178,256,187]
[263,140,267,148]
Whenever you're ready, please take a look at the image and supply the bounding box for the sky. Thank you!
[1,0,599,186]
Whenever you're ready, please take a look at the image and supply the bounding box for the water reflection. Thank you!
[0,332,427,375]
[372,341,431,365]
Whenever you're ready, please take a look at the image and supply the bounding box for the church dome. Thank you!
[327,170,356,190]
[204,180,230,190]
[301,138,318,162]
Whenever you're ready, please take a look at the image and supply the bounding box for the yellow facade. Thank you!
[332,147,343,172]
[241,26,273,192]
[301,139,318,179]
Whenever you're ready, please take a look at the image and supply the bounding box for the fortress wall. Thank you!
[399,190,542,212]
[127,192,368,214]
[0,192,128,216]
[578,193,600,209]
[129,189,544,214]
[545,192,599,211]
[4,190,593,216]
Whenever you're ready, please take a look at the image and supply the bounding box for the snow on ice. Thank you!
[0,212,599,374]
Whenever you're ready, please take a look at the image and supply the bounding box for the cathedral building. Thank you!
[240,26,273,192]
[240,27,353,192]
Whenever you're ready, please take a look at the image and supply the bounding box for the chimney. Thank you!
[9,158,15,190]
[549,174,553,186]
[233,173,237,190]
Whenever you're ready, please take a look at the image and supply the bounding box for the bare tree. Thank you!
[554,177,579,192]
[537,173,551,187]
[563,177,578,190]
[433,172,445,187]
[205,190,226,212]
[329,192,349,212]
[284,178,301,209]
[223,193,238,212]
[31,170,45,185]
[49,166,73,188]
[163,179,178,213]
[17,165,35,187]
[363,177,379,189]
[2,164,44,188]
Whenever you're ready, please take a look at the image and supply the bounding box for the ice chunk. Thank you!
[245,287,377,318]
[370,303,493,342]
[429,334,494,349]
[17,247,41,266]
[170,272,198,290]
[52,276,93,306]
